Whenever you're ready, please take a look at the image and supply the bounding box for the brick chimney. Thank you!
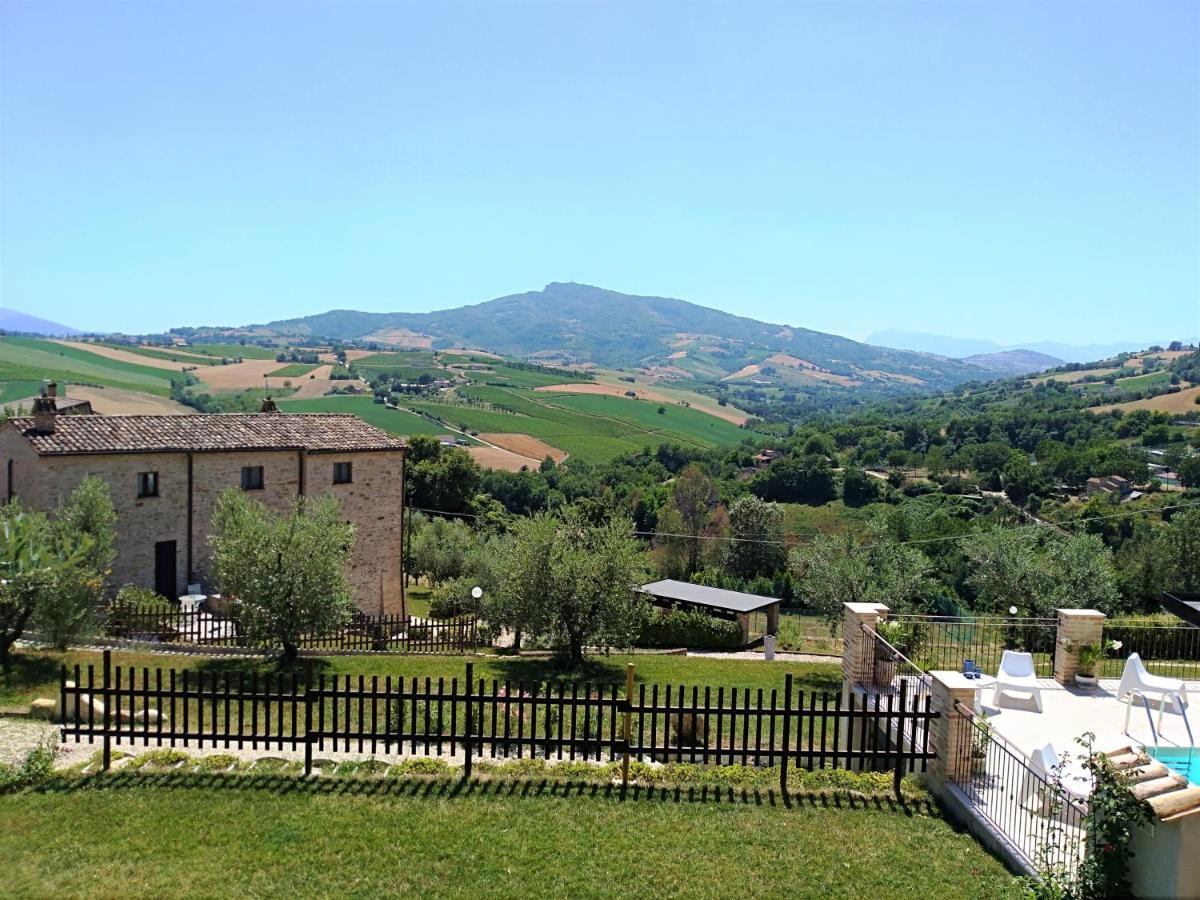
[32,392,57,434]
[46,381,58,399]
[260,395,280,414]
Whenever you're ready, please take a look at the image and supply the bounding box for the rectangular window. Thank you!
[137,471,159,498]
[333,461,353,484]
[240,465,264,491]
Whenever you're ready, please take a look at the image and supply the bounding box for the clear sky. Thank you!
[1,0,1196,343]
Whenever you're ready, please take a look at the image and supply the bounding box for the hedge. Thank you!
[637,609,744,649]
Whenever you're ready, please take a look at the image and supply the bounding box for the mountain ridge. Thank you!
[245,282,991,391]
[0,308,81,337]
[865,328,1196,365]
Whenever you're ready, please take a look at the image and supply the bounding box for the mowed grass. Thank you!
[0,337,177,396]
[278,395,450,438]
[0,782,1019,899]
[1,648,842,712]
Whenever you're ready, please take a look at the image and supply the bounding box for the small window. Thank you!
[333,461,353,484]
[240,465,264,491]
[137,471,159,498]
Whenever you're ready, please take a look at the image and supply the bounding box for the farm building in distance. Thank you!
[0,396,408,616]
[639,579,781,645]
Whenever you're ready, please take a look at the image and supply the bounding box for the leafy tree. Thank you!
[790,525,934,621]
[723,495,787,579]
[654,464,722,577]
[409,516,476,587]
[841,467,878,507]
[1158,509,1200,594]
[404,435,482,513]
[962,528,1120,617]
[1178,455,1200,489]
[751,454,836,505]
[489,507,645,666]
[0,494,106,667]
[210,489,356,661]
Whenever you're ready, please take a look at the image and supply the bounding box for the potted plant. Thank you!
[970,712,992,774]
[1064,639,1122,689]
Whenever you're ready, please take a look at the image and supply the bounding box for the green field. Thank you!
[98,343,218,366]
[464,363,592,390]
[354,351,439,368]
[187,343,281,360]
[0,337,178,396]
[0,380,42,406]
[278,395,455,439]
[0,779,1017,898]
[270,363,319,378]
[407,385,756,464]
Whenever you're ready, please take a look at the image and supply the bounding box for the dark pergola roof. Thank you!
[639,579,779,614]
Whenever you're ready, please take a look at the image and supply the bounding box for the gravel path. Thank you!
[685,650,840,664]
[0,717,63,767]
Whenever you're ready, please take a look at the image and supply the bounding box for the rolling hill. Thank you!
[247,283,991,391]
[961,349,1064,375]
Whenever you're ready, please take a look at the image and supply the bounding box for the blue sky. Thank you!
[1,1,1196,343]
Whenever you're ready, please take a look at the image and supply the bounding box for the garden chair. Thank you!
[1026,743,1092,813]
[992,650,1044,713]
[1118,653,1188,718]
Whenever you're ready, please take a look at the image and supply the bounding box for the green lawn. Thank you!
[278,395,454,438]
[270,363,319,378]
[0,337,177,396]
[0,779,1018,898]
[1,648,842,713]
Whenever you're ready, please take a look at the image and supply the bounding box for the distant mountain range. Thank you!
[960,349,1065,375]
[865,329,1196,365]
[0,308,80,337]
[242,283,992,391]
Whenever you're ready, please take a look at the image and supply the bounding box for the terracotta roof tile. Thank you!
[6,413,406,456]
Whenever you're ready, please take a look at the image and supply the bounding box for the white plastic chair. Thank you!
[1118,653,1188,715]
[993,650,1044,712]
[1026,743,1092,811]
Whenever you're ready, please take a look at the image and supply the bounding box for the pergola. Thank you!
[639,579,781,645]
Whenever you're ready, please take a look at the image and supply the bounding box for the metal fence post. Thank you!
[102,649,112,772]
[622,662,634,791]
[304,660,314,776]
[464,661,474,779]
[780,672,792,795]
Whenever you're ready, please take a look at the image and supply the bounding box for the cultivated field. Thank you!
[478,432,568,463]
[277,395,454,437]
[1091,384,1200,414]
[0,336,177,395]
[51,340,195,372]
[66,385,192,415]
[465,446,541,470]
[1028,366,1122,385]
[198,359,295,390]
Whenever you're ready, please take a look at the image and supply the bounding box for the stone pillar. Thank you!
[841,602,889,690]
[1054,608,1106,685]
[926,672,980,786]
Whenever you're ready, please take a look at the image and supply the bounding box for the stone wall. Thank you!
[0,427,404,615]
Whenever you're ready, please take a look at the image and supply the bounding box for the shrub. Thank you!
[113,585,168,611]
[388,700,446,736]
[388,757,453,777]
[195,754,241,773]
[0,740,56,793]
[637,609,744,649]
[127,749,193,772]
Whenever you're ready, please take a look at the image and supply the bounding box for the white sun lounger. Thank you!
[1027,743,1092,811]
[992,650,1044,713]
[1117,653,1188,713]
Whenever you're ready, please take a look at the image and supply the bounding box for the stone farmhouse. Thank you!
[0,397,407,616]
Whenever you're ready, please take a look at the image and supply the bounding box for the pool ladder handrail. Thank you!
[1123,689,1194,757]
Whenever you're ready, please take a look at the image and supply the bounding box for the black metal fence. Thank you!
[101,604,478,654]
[949,700,1087,879]
[860,625,934,754]
[61,652,937,792]
[1098,620,1200,680]
[887,615,1058,678]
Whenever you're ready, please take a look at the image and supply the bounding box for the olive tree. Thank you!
[490,506,646,666]
[0,478,114,666]
[210,489,356,661]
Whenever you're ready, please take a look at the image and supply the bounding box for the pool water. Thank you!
[1149,747,1200,786]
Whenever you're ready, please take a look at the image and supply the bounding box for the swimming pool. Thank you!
[1150,747,1200,786]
